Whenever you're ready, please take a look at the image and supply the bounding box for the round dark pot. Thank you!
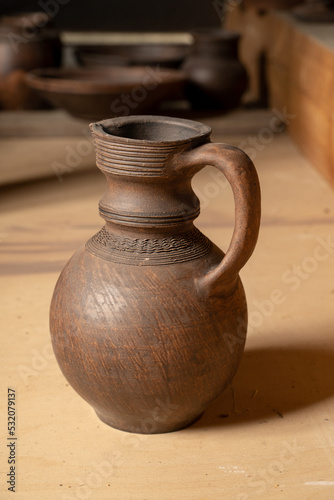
[182,29,248,111]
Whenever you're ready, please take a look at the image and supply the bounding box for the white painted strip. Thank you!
[305,481,334,486]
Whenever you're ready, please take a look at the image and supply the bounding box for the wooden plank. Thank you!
[288,28,334,115]
[267,13,334,187]
[288,87,333,186]
[267,63,289,111]
[226,8,334,188]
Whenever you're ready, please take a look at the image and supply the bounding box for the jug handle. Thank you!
[173,142,261,297]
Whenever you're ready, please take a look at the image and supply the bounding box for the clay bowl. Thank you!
[74,43,190,69]
[25,66,186,120]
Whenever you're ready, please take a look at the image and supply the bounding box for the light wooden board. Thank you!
[226,9,334,188]
[0,111,334,499]
[266,13,334,188]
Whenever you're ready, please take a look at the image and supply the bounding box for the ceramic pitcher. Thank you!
[50,115,261,433]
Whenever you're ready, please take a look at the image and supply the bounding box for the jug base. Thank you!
[95,410,204,434]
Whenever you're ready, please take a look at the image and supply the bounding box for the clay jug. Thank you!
[182,29,248,110]
[50,115,261,434]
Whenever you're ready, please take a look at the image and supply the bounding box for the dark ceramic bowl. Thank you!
[74,43,190,69]
[25,66,186,120]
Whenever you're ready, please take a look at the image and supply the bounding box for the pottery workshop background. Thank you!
[1,1,334,499]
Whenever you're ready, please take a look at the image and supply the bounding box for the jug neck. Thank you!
[90,116,211,230]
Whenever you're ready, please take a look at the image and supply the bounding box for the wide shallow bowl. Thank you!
[75,43,190,69]
[25,66,186,120]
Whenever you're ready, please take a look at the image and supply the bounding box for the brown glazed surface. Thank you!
[182,29,248,110]
[49,115,261,433]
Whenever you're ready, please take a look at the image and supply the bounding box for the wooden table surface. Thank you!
[1,110,334,499]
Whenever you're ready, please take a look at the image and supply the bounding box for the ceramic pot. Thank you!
[0,12,62,109]
[49,115,261,434]
[182,29,248,110]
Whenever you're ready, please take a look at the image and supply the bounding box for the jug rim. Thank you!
[90,115,212,145]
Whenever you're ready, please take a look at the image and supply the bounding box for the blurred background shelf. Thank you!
[226,9,334,188]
